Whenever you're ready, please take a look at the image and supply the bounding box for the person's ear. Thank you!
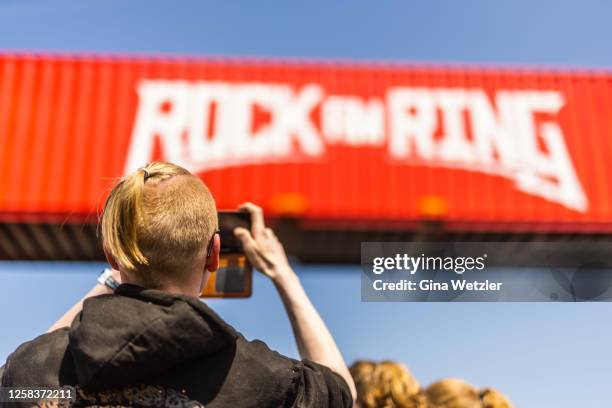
[103,246,120,271]
[206,233,220,272]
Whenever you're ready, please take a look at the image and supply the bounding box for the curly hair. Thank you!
[425,378,513,408]
[350,360,427,408]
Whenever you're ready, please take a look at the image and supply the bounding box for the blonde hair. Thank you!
[101,162,217,285]
[350,360,427,408]
[425,378,513,408]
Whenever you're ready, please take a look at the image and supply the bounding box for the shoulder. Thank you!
[230,336,298,398]
[291,359,353,407]
[2,328,73,386]
[236,335,295,369]
[233,336,352,407]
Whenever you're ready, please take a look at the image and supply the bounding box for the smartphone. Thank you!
[200,211,253,298]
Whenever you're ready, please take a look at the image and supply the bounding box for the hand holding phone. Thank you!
[233,203,292,282]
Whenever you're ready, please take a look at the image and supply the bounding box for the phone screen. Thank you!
[218,211,250,254]
[200,211,253,298]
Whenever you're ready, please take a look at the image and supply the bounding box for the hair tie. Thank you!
[141,168,151,180]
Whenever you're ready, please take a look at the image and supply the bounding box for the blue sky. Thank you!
[1,1,612,407]
[1,0,612,69]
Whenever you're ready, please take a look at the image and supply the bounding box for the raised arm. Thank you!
[46,269,119,332]
[234,203,357,402]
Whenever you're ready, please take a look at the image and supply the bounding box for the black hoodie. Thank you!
[1,284,352,407]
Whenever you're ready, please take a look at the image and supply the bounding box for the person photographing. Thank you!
[1,162,355,408]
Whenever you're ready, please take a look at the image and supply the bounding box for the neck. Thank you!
[119,269,205,298]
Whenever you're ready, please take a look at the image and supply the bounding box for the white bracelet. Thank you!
[97,268,120,291]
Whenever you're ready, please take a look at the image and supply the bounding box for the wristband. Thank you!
[97,268,120,291]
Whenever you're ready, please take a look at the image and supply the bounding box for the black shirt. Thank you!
[1,284,352,408]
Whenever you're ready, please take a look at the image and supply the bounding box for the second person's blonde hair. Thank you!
[425,378,513,408]
[350,360,427,408]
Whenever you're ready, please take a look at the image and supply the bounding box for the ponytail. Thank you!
[102,168,150,270]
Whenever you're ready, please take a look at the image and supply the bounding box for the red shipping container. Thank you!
[0,54,611,232]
